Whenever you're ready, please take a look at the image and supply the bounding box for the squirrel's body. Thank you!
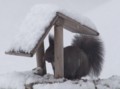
[44,35,104,79]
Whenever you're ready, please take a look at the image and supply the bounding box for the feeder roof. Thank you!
[6,4,99,57]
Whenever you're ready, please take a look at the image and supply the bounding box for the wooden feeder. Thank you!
[5,12,99,78]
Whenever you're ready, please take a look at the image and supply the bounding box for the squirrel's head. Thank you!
[44,35,54,63]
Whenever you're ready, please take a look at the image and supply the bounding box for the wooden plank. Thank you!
[57,12,99,36]
[25,84,33,89]
[5,51,33,57]
[54,18,64,78]
[36,42,46,75]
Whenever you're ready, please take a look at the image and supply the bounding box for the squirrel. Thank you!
[44,34,104,79]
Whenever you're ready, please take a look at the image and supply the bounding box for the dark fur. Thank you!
[44,34,104,79]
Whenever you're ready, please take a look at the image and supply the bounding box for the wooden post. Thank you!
[36,42,46,75]
[54,18,64,78]
[25,84,33,89]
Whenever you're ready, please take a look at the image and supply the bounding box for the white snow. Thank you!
[7,4,96,53]
[97,76,120,89]
[0,71,30,89]
[0,71,120,89]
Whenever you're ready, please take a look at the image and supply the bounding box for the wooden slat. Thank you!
[36,42,46,75]
[5,51,33,57]
[57,12,99,36]
[54,18,64,78]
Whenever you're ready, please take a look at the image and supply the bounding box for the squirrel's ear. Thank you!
[49,35,54,46]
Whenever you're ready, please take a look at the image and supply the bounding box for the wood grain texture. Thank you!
[57,12,99,36]
[54,18,64,78]
[36,42,46,75]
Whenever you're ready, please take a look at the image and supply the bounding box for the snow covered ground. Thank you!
[0,71,120,89]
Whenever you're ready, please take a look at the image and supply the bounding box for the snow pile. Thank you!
[33,81,95,89]
[7,4,96,53]
[97,76,120,89]
[0,71,120,89]
[0,71,31,89]
[0,71,41,89]
[33,75,120,89]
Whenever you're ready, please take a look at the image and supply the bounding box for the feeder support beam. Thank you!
[54,17,64,78]
[36,42,46,75]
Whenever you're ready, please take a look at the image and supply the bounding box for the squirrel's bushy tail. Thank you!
[72,35,104,76]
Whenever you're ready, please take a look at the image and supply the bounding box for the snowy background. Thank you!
[0,0,120,80]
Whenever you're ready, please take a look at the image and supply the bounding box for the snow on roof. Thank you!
[0,71,120,89]
[7,4,97,53]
